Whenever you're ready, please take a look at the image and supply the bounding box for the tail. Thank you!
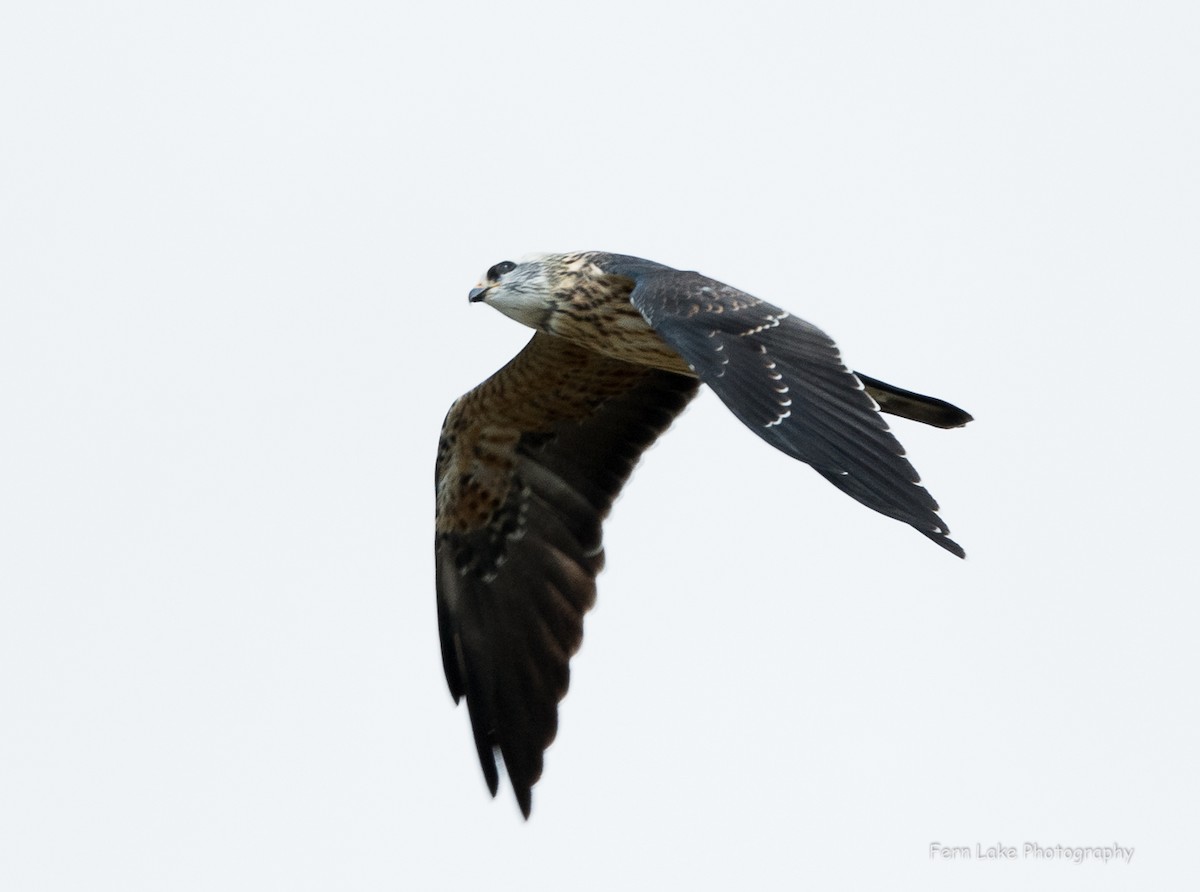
[855,373,973,429]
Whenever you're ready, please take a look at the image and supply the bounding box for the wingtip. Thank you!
[479,744,500,798]
[516,787,533,819]
[934,532,967,559]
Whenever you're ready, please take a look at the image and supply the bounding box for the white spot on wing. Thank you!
[739,312,790,337]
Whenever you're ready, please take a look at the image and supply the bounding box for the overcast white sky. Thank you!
[2,2,1197,889]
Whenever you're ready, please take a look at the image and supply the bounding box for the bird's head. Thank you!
[467,253,574,330]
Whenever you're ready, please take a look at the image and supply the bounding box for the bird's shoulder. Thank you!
[435,334,659,536]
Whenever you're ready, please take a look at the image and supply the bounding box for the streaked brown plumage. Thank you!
[437,252,971,816]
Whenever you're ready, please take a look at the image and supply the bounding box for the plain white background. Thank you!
[2,2,1197,889]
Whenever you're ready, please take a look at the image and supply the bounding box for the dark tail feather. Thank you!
[855,373,974,429]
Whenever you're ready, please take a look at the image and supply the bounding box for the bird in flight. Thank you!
[435,252,971,816]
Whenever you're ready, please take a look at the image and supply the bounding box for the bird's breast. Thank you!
[544,285,694,376]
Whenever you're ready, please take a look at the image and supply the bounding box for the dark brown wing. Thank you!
[597,255,966,557]
[435,333,698,816]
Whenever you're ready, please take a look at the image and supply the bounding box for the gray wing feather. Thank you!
[604,261,964,557]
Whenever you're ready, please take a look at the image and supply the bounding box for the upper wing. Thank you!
[435,332,698,816]
[602,259,965,557]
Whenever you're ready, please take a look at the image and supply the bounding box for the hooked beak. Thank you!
[468,286,489,303]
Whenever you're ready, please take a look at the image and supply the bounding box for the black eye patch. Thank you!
[486,260,517,281]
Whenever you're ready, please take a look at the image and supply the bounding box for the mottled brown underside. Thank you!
[435,332,698,816]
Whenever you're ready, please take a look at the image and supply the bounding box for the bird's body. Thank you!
[436,252,971,816]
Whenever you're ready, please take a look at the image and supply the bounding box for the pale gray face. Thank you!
[468,255,557,330]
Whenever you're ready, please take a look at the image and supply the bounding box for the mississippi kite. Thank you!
[435,252,971,816]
